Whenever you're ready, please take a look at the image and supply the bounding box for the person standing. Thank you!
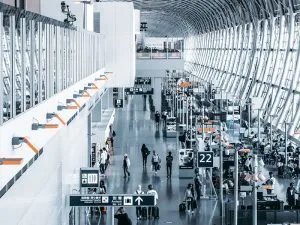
[135,185,144,220]
[166,152,173,178]
[286,182,299,208]
[114,207,132,225]
[123,154,131,178]
[147,184,159,219]
[141,144,150,167]
[264,171,276,194]
[194,168,202,200]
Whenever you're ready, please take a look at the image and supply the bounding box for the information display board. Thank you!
[197,151,214,168]
[125,87,154,95]
[114,99,123,108]
[80,168,99,188]
[70,194,155,207]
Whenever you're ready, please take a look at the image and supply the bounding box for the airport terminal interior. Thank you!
[1,0,300,225]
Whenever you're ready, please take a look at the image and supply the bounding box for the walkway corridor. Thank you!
[91,95,219,225]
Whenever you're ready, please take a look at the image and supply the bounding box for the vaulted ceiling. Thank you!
[104,0,300,37]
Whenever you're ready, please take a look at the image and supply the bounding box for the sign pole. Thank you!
[111,207,114,225]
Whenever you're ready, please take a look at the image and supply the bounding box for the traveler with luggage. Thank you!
[147,184,159,219]
[194,168,202,200]
[135,185,144,220]
[114,207,132,225]
[166,151,173,178]
[184,183,196,214]
[123,154,131,178]
[141,144,150,167]
[151,151,161,175]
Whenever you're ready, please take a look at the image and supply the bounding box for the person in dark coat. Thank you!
[141,144,150,167]
[114,207,132,225]
[166,151,173,178]
[286,182,299,207]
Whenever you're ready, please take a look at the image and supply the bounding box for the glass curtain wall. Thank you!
[0,4,105,125]
[184,1,300,139]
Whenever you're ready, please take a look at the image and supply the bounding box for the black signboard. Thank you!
[80,168,99,188]
[91,144,96,167]
[125,88,154,95]
[197,152,214,168]
[70,194,155,207]
[114,99,123,108]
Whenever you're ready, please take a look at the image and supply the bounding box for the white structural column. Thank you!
[0,12,3,125]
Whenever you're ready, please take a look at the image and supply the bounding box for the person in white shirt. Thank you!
[264,172,276,194]
[135,185,144,220]
[99,149,106,175]
[147,184,158,219]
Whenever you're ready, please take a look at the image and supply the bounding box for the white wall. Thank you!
[99,2,136,87]
[0,109,88,225]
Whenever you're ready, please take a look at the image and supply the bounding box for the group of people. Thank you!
[113,184,159,225]
[141,143,174,177]
[154,110,168,127]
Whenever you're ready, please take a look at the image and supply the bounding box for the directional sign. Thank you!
[80,168,99,188]
[69,194,155,207]
[197,151,214,168]
[114,99,123,108]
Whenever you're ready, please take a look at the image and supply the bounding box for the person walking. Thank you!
[99,149,106,175]
[166,151,173,178]
[141,144,150,167]
[114,207,132,225]
[151,151,161,175]
[194,168,202,200]
[155,111,160,127]
[123,154,131,178]
[147,184,159,219]
[135,185,144,220]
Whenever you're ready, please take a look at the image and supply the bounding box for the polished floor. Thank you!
[88,95,219,225]
[87,96,300,225]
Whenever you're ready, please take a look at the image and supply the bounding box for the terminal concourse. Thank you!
[0,1,300,225]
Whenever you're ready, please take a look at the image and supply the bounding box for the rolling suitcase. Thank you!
[141,207,147,219]
[152,206,159,219]
[179,202,186,212]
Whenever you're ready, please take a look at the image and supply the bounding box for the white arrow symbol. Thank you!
[135,196,143,206]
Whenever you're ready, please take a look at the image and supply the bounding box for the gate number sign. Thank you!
[197,151,213,168]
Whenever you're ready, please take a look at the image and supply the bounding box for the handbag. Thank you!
[157,164,161,170]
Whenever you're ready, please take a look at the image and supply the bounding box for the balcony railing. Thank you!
[136,51,182,59]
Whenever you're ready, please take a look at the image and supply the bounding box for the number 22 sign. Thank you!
[197,152,214,168]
